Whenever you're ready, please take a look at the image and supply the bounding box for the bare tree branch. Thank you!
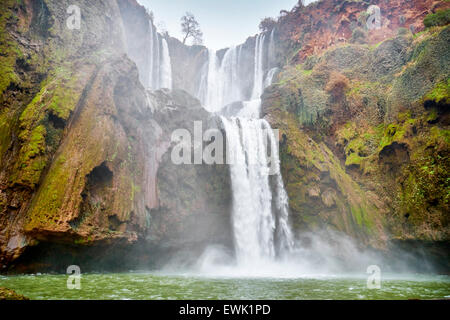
[181,12,203,45]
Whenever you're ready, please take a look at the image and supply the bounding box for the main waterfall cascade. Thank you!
[221,117,293,265]
[196,30,294,266]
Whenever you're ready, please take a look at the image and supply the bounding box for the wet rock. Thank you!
[321,189,336,208]
[0,287,29,300]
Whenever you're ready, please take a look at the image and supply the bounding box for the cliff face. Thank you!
[0,0,232,272]
[146,90,233,265]
[0,0,153,269]
[275,0,450,64]
[262,1,449,248]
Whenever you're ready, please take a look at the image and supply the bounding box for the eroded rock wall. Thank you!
[0,0,232,272]
[262,1,449,248]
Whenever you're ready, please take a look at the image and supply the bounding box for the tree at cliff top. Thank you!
[181,12,203,45]
[259,17,277,32]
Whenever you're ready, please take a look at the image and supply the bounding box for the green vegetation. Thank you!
[424,79,450,105]
[423,9,450,28]
[0,0,22,94]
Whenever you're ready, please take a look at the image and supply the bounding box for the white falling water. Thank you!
[222,117,276,263]
[147,21,154,89]
[266,123,294,254]
[203,49,220,112]
[264,67,279,88]
[251,33,266,100]
[239,33,267,119]
[268,28,276,69]
[198,31,293,266]
[221,117,293,265]
[146,22,172,90]
[160,38,172,89]
[219,45,243,107]
[199,46,244,112]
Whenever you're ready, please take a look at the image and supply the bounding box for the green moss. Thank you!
[345,80,383,98]
[10,125,47,188]
[300,68,313,76]
[423,9,450,28]
[337,122,383,169]
[25,125,46,158]
[24,154,70,229]
[345,152,363,167]
[427,109,439,123]
[430,126,450,145]
[424,79,450,105]
[8,67,83,189]
[47,81,79,120]
[336,122,357,145]
[0,0,22,94]
[130,181,141,202]
[350,205,374,233]
[0,111,13,163]
[379,124,406,149]
[399,151,449,238]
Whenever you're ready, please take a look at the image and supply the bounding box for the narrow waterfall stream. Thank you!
[160,38,172,90]
[146,21,172,90]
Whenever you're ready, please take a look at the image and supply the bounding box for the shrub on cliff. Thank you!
[350,27,368,44]
[397,27,410,36]
[326,72,349,101]
[424,9,450,28]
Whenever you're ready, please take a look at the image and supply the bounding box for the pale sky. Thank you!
[137,0,317,50]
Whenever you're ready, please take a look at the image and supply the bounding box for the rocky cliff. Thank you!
[0,0,156,271]
[0,0,231,272]
[262,0,449,254]
[275,0,450,63]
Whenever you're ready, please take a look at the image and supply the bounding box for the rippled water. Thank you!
[1,272,449,300]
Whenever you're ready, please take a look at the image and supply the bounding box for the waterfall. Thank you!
[160,38,172,89]
[222,117,276,262]
[220,45,243,107]
[147,21,154,89]
[221,117,292,264]
[251,33,266,100]
[268,28,276,69]
[145,21,172,90]
[204,49,220,112]
[200,46,244,112]
[197,31,292,265]
[264,67,278,88]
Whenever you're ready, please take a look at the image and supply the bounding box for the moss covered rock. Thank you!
[263,23,449,246]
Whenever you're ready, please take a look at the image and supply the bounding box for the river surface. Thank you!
[1,272,449,300]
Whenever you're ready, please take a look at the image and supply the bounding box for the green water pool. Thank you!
[1,272,449,300]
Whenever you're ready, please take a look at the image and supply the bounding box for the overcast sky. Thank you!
[136,0,317,50]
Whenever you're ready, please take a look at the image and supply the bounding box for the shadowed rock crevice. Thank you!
[70,162,113,231]
[379,142,410,173]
